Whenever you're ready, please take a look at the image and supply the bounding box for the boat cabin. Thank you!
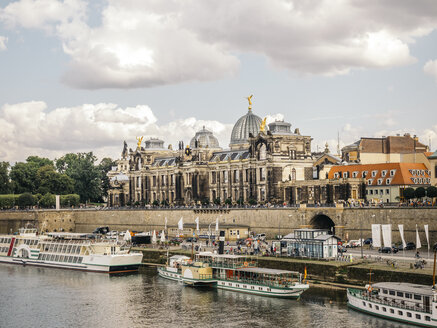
[282,229,340,258]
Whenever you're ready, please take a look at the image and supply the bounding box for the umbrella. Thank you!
[152,230,157,244]
[160,230,166,243]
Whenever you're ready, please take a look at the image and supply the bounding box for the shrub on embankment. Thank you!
[0,193,80,209]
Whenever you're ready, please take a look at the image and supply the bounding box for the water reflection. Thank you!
[0,265,412,328]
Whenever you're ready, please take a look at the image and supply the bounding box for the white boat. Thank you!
[347,282,437,327]
[0,228,143,273]
[158,252,309,298]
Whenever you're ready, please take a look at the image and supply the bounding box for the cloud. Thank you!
[2,0,437,88]
[0,101,234,162]
[0,35,7,50]
[424,59,437,82]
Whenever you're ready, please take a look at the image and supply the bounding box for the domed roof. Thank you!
[190,126,220,149]
[230,109,263,146]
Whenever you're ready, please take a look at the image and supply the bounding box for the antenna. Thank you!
[337,130,340,156]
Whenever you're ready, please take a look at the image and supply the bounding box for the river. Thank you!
[0,265,411,328]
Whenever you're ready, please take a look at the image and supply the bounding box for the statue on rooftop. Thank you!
[136,136,143,149]
[246,94,253,110]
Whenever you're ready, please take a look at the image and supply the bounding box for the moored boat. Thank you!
[0,228,143,273]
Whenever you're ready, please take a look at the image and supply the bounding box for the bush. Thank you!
[40,193,55,208]
[0,194,19,209]
[60,194,80,207]
[248,198,257,205]
[17,192,35,208]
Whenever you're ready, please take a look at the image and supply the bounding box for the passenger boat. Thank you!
[347,282,437,327]
[0,228,143,273]
[158,252,309,298]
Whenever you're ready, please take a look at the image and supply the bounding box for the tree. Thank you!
[213,197,221,205]
[10,156,54,194]
[39,193,56,208]
[17,192,35,208]
[98,157,115,201]
[56,152,101,203]
[0,161,12,194]
[248,198,257,205]
[414,187,426,200]
[403,187,415,200]
[427,186,437,203]
[35,165,74,195]
[225,198,232,205]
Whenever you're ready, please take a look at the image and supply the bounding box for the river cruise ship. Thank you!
[347,282,437,327]
[0,228,143,273]
[158,252,309,298]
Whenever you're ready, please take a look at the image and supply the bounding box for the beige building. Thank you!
[429,151,437,186]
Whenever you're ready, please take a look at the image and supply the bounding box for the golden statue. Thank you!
[260,117,267,132]
[246,94,253,110]
[136,136,143,148]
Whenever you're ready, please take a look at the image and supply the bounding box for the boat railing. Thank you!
[348,288,431,314]
[204,260,257,269]
[218,276,295,288]
[198,274,213,280]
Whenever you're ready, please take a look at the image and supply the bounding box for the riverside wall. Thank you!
[0,207,436,242]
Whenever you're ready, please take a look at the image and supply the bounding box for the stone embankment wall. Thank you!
[0,207,436,243]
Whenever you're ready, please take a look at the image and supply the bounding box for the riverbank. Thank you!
[133,247,434,288]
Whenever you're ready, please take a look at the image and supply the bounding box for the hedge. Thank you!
[0,193,80,209]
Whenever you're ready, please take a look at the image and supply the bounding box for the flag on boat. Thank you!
[160,230,166,243]
[424,225,429,251]
[215,217,219,231]
[416,224,422,249]
[398,224,406,249]
[178,217,184,230]
[195,217,200,232]
[371,224,381,248]
[152,230,157,244]
[381,224,392,248]
[304,266,307,282]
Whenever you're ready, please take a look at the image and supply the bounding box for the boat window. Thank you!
[60,255,65,262]
[55,255,60,262]
[389,290,395,295]
[407,312,412,318]
[426,316,431,321]
[397,292,403,297]
[390,309,394,314]
[362,302,366,306]
[375,305,379,310]
[414,294,421,300]
[405,293,411,299]
[416,314,421,319]
[382,307,386,312]
[259,287,263,291]
[67,245,72,253]
[398,311,403,316]
[62,245,67,253]
[68,256,73,263]
[368,304,372,308]
[78,257,83,263]
[73,257,78,263]
[38,254,42,260]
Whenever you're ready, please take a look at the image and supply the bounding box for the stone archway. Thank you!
[310,214,335,234]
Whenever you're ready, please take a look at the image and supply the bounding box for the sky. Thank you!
[1,0,437,163]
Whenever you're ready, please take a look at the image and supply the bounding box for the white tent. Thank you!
[152,230,157,244]
[160,230,166,243]
[123,230,131,242]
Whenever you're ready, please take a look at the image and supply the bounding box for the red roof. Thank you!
[328,163,431,186]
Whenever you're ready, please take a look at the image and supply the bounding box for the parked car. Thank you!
[378,246,399,254]
[345,240,360,248]
[363,238,372,245]
[398,242,416,250]
[255,233,267,241]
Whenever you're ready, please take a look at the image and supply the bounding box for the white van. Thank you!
[255,233,266,241]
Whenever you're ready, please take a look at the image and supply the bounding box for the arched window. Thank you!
[259,144,267,160]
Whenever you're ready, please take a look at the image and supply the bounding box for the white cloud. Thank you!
[0,101,233,162]
[424,59,437,82]
[2,0,437,88]
[0,35,7,51]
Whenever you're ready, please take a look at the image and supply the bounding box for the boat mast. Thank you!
[433,246,436,289]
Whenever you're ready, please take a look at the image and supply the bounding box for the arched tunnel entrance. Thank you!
[310,214,336,235]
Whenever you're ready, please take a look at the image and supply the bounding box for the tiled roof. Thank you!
[328,163,431,186]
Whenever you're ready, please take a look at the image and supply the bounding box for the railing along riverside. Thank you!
[348,289,430,314]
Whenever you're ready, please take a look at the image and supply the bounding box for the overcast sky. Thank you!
[1,0,437,163]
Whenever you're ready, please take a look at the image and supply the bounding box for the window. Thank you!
[334,172,339,179]
[407,312,412,318]
[375,190,378,195]
[426,316,431,321]
[375,305,379,310]
[377,178,383,185]
[386,189,390,195]
[368,179,373,185]
[343,172,349,178]
[362,301,366,306]
[383,289,388,294]
[398,311,403,315]
[397,292,404,297]
[372,170,378,177]
[389,290,395,296]
[390,309,394,314]
[414,294,421,300]
[382,307,387,312]
[352,171,359,178]
[416,314,421,319]
[362,171,368,178]
[370,190,374,195]
[381,170,387,177]
[386,178,391,185]
[405,293,412,299]
[369,304,372,308]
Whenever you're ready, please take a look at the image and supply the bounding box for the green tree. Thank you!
[248,198,257,205]
[56,152,101,203]
[35,165,74,195]
[403,187,415,200]
[10,156,54,194]
[98,157,115,201]
[213,197,221,205]
[0,162,12,194]
[414,187,426,200]
[17,192,35,208]
[39,193,56,208]
[426,186,437,203]
[225,198,232,205]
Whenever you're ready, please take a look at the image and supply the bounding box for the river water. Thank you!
[0,265,411,328]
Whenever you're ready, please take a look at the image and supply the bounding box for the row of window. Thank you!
[367,178,392,186]
[19,239,38,246]
[0,246,9,253]
[211,169,265,184]
[361,301,430,321]
[410,178,431,185]
[219,281,271,292]
[366,189,390,195]
[334,169,397,179]
[0,238,12,244]
[382,289,422,300]
[409,169,431,177]
[38,253,83,264]
[42,244,82,254]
